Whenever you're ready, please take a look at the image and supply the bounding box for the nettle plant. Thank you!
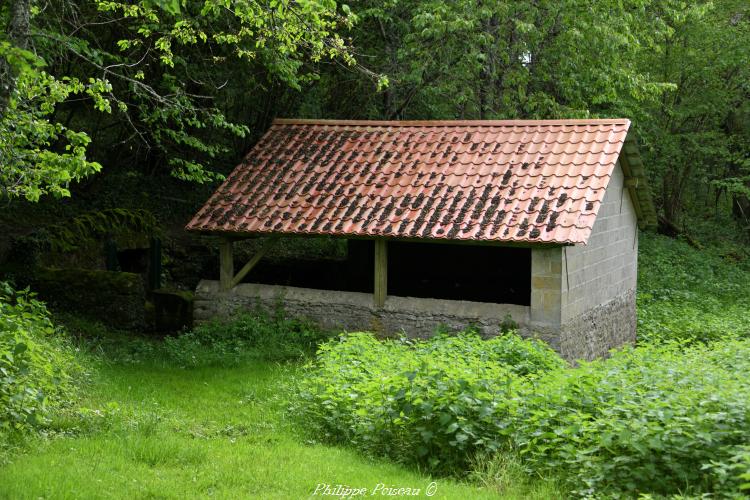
[0,282,82,434]
[296,332,750,496]
[295,332,564,473]
[509,341,750,495]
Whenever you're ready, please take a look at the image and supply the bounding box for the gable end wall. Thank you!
[558,161,639,359]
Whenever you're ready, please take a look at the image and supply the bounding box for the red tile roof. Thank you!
[187,119,648,244]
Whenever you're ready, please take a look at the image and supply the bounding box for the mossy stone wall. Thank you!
[32,268,146,330]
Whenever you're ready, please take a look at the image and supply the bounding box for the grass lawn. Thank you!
[0,358,558,499]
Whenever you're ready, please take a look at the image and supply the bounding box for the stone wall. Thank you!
[559,289,636,361]
[193,277,635,361]
[32,267,147,330]
[194,280,530,338]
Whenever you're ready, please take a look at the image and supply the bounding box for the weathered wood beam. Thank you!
[230,236,278,288]
[374,239,388,308]
[219,237,234,291]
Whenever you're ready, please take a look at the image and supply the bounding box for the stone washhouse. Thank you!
[186,119,657,361]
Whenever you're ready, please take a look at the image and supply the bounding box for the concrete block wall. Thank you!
[561,162,638,323]
[528,162,639,360]
[558,162,639,359]
[530,247,563,328]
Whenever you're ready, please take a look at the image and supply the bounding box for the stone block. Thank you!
[532,275,562,290]
[550,260,563,274]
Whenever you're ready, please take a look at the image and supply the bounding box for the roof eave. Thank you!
[184,227,575,248]
[619,135,658,230]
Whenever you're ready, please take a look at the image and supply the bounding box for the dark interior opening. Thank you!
[239,238,531,306]
[386,241,530,305]
[117,248,149,273]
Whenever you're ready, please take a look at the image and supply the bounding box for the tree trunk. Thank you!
[733,194,750,230]
[0,0,31,115]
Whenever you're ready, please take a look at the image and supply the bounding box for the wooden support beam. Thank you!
[219,237,234,291]
[373,239,388,308]
[230,236,278,288]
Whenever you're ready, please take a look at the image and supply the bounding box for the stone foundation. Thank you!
[194,280,530,338]
[559,289,637,361]
[194,280,636,361]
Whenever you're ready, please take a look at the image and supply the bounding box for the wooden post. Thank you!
[373,239,387,308]
[219,237,234,291]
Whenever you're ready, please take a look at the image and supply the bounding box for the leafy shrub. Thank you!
[297,332,750,496]
[510,339,750,496]
[295,332,564,473]
[55,308,331,367]
[0,283,82,435]
[163,310,332,367]
[637,233,750,344]
[701,445,750,495]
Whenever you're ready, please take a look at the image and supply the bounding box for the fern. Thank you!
[30,209,159,253]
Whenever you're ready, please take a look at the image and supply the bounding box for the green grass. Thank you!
[0,358,559,499]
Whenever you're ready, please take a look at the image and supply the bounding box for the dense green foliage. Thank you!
[640,0,750,228]
[514,340,750,496]
[296,332,750,496]
[296,332,563,473]
[0,38,105,201]
[162,311,331,367]
[637,232,750,344]
[0,0,365,200]
[2,1,749,236]
[0,283,81,435]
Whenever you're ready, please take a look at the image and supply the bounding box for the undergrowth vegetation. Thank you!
[637,233,750,344]
[162,311,331,367]
[514,339,750,496]
[59,309,332,368]
[295,333,564,474]
[0,283,83,437]
[297,332,750,497]
[3,232,750,497]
